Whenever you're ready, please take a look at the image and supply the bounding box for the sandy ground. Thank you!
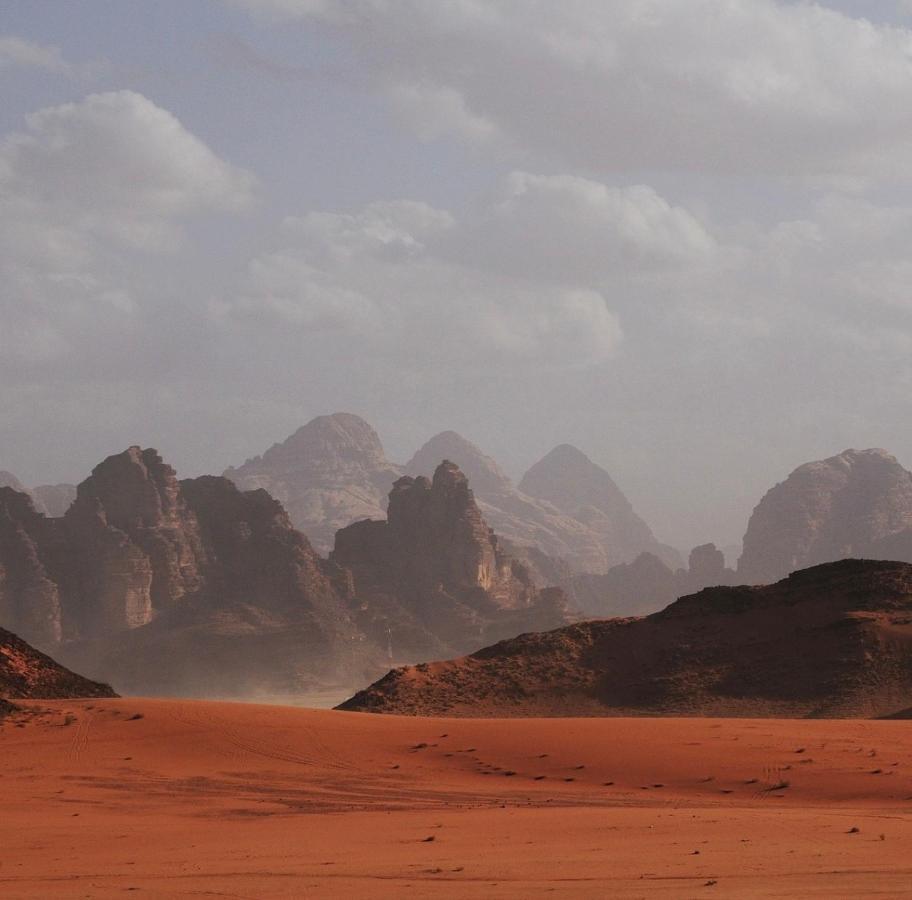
[1,699,910,898]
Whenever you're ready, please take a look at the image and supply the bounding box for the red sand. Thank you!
[1,698,911,897]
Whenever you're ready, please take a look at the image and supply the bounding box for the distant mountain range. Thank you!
[6,422,912,703]
[225,412,680,572]
[0,471,75,518]
[0,447,565,696]
[340,559,912,718]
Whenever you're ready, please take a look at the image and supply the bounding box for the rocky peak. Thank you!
[688,543,725,581]
[738,448,912,584]
[72,446,187,531]
[224,413,401,554]
[406,432,514,497]
[332,461,566,659]
[257,413,390,469]
[519,444,678,569]
[519,444,636,518]
[32,484,76,518]
[64,447,206,618]
[0,472,27,494]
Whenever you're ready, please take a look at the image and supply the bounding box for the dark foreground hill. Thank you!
[339,559,912,718]
[0,626,116,700]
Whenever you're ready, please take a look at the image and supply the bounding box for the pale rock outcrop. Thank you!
[224,413,402,554]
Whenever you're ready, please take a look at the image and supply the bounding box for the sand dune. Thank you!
[1,699,911,897]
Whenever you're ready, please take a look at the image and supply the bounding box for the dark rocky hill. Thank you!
[0,626,116,700]
[340,559,912,718]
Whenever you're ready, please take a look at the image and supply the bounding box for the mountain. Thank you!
[32,484,77,517]
[330,461,569,660]
[518,444,679,567]
[1,445,567,696]
[339,559,912,718]
[0,473,76,517]
[407,432,676,572]
[0,448,378,696]
[0,471,27,494]
[738,449,912,583]
[0,626,116,700]
[224,413,402,554]
[571,543,737,617]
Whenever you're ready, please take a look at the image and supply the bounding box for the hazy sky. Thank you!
[4,0,912,552]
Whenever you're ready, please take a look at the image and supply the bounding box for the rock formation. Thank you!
[519,444,680,568]
[1,445,569,696]
[0,448,380,696]
[0,488,63,648]
[224,413,402,555]
[738,449,912,583]
[331,461,569,659]
[0,626,116,700]
[340,559,912,718]
[570,543,737,617]
[32,484,77,517]
[407,432,677,573]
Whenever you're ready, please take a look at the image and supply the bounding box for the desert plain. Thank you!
[1,699,910,898]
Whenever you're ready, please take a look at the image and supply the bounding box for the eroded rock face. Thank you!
[224,413,402,555]
[332,461,569,659]
[0,448,379,695]
[340,559,912,719]
[0,488,62,648]
[738,449,912,584]
[519,444,679,568]
[59,447,207,638]
[408,433,676,573]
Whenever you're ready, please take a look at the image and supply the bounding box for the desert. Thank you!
[2,698,911,899]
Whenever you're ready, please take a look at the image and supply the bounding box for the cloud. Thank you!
[0,35,70,73]
[214,174,719,368]
[0,91,255,370]
[230,0,912,181]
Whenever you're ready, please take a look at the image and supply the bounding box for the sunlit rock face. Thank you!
[738,449,912,584]
[224,413,402,555]
[332,460,569,660]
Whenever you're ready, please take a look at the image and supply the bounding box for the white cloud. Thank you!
[231,0,912,181]
[0,91,255,368]
[218,174,652,367]
[0,35,70,73]
[445,172,716,283]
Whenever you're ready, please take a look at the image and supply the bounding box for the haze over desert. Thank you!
[6,2,912,897]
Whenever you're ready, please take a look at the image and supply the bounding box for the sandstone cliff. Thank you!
[224,413,402,554]
[738,449,912,583]
[331,461,569,660]
[0,449,379,696]
[407,433,676,573]
[340,559,912,718]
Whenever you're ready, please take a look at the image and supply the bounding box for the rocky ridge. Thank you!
[0,626,116,700]
[339,559,912,718]
[407,432,677,572]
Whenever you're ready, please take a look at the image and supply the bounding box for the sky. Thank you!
[4,0,912,553]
